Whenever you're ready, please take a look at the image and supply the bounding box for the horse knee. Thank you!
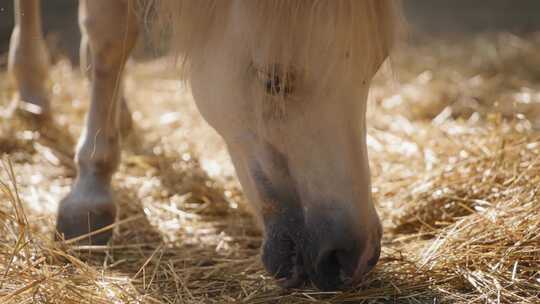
[79,0,138,72]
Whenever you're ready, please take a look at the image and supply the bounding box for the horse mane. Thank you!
[140,0,403,94]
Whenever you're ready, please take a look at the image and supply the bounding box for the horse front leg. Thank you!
[79,12,133,136]
[56,0,138,244]
[8,0,50,117]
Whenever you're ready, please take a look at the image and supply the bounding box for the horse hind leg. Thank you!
[8,0,50,117]
[56,0,138,244]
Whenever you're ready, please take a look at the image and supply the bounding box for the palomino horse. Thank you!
[8,0,400,290]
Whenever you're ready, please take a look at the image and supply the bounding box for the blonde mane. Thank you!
[141,0,402,94]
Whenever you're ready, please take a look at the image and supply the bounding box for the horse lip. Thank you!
[352,245,381,284]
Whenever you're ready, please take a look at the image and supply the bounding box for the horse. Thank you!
[7,0,401,290]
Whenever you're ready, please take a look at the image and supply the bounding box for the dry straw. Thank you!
[1,30,539,304]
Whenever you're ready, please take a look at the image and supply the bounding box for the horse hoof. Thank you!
[55,187,117,245]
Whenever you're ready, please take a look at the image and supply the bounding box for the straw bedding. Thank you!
[1,32,539,303]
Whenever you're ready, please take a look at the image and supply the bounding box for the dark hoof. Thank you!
[55,188,116,245]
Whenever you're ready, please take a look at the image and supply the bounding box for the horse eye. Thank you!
[256,65,295,97]
[265,73,294,97]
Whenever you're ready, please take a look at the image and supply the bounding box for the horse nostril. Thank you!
[261,229,309,289]
[262,234,296,279]
[312,247,360,290]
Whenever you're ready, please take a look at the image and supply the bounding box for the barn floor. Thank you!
[1,33,539,303]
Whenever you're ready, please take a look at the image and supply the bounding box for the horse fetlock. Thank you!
[77,163,119,186]
[76,136,121,175]
[8,28,50,116]
[56,176,116,245]
[14,91,51,118]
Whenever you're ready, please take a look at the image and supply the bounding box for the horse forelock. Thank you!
[141,0,403,92]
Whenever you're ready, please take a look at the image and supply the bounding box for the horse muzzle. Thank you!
[261,204,382,290]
